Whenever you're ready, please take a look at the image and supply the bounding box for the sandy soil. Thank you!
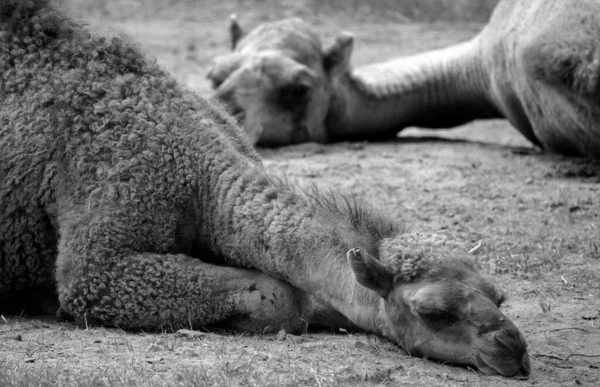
[1,1,599,386]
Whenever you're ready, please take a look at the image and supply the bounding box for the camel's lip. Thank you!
[474,352,530,378]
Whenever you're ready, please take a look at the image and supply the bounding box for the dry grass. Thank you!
[0,316,431,387]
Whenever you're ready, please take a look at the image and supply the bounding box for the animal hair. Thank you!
[262,177,401,258]
[0,0,407,328]
[0,0,261,324]
[525,39,600,101]
[380,232,475,282]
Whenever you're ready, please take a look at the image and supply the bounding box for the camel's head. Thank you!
[347,234,530,377]
[207,17,353,146]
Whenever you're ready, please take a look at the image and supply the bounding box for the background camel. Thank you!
[209,0,600,158]
[0,0,529,377]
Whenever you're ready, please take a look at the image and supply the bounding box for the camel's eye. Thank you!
[422,311,460,326]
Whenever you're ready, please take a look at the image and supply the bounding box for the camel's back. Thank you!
[484,0,600,56]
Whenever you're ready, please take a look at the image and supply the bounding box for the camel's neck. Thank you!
[195,147,391,333]
[326,38,501,141]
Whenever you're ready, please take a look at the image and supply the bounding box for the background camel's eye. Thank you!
[496,293,506,307]
[276,83,311,110]
[210,76,225,89]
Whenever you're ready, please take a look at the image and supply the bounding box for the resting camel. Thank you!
[209,0,600,158]
[0,0,529,376]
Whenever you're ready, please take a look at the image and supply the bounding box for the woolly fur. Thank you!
[0,0,403,330]
[0,0,272,328]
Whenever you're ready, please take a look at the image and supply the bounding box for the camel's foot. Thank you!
[219,271,313,335]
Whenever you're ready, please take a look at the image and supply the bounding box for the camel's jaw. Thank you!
[474,350,531,377]
[400,331,530,377]
[401,333,530,377]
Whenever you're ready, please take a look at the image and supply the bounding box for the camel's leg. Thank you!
[58,252,311,333]
[55,207,312,334]
[308,299,361,332]
[0,204,58,316]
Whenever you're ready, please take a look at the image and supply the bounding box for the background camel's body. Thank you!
[0,1,529,376]
[209,0,600,158]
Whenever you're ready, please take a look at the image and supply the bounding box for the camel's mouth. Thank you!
[474,351,530,377]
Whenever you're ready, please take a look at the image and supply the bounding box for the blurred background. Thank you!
[58,0,517,146]
[60,0,496,94]
[63,0,500,22]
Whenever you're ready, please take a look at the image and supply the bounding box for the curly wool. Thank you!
[0,0,267,327]
[1,0,415,333]
[378,231,475,282]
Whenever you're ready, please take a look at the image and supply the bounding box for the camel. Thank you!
[209,0,600,158]
[0,0,529,376]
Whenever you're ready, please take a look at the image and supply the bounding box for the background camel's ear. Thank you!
[323,32,354,76]
[229,14,244,50]
[206,53,244,89]
[347,248,393,298]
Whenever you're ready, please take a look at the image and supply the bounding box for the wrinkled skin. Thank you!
[209,0,600,158]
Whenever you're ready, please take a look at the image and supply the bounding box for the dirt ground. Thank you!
[1,1,599,386]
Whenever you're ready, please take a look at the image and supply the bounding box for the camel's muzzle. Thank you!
[475,324,530,377]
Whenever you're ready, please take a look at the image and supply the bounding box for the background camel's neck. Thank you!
[196,149,389,333]
[326,38,501,141]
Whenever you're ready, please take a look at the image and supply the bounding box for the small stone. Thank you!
[276,329,286,341]
[176,329,206,338]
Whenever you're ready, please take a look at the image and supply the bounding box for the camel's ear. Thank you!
[323,32,354,76]
[347,248,393,298]
[229,14,244,50]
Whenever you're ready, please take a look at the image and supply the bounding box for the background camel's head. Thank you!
[347,234,530,377]
[207,17,353,146]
